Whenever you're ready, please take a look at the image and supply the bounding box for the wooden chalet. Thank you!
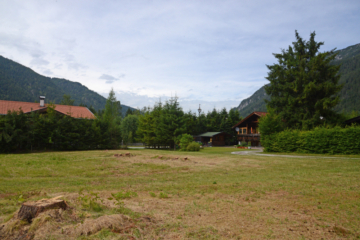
[232,111,267,146]
[0,97,95,119]
[194,132,231,146]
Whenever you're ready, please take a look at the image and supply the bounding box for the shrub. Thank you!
[240,142,249,147]
[186,142,200,151]
[179,134,194,150]
[262,126,360,154]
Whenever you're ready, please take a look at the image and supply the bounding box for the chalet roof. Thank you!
[344,115,360,125]
[0,100,96,119]
[198,132,222,137]
[196,132,231,137]
[232,111,267,128]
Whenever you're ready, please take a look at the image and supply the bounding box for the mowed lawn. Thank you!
[0,148,360,239]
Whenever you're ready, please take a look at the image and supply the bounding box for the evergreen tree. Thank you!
[183,111,198,135]
[265,31,343,129]
[136,110,156,147]
[156,97,185,150]
[197,113,208,134]
[125,108,134,117]
[120,114,139,145]
[102,88,122,148]
[60,94,75,106]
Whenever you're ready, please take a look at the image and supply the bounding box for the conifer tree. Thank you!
[265,31,343,129]
[102,88,122,148]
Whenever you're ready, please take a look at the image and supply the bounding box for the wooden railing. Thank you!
[237,134,261,141]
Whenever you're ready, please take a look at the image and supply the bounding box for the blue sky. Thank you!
[0,0,359,113]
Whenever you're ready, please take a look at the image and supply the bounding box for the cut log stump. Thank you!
[18,196,68,222]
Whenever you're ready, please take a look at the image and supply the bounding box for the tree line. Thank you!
[135,97,241,149]
[0,89,241,153]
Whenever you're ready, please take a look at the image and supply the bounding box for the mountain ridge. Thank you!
[0,55,136,115]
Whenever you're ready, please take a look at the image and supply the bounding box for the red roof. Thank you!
[232,111,267,128]
[0,100,96,119]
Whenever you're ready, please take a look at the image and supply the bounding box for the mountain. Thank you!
[0,55,136,115]
[234,43,360,117]
[235,85,269,117]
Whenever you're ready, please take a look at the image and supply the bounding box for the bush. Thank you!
[262,126,360,154]
[179,134,194,150]
[240,142,249,147]
[186,142,200,151]
[258,109,284,136]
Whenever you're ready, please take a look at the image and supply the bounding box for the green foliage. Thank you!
[258,108,284,136]
[137,97,186,149]
[0,104,122,153]
[149,192,156,197]
[234,42,360,118]
[101,88,122,148]
[333,43,360,114]
[186,142,200,151]
[179,134,194,150]
[120,114,139,145]
[262,126,360,154]
[265,31,343,130]
[240,142,249,147]
[137,101,241,148]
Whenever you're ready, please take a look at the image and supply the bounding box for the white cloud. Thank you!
[0,0,359,109]
[43,69,53,75]
[112,90,245,113]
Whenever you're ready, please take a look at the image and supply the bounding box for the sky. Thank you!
[0,0,359,113]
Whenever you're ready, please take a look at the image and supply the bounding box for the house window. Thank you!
[241,128,247,134]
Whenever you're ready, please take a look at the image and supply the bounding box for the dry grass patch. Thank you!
[1,148,360,239]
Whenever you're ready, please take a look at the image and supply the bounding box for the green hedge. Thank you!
[0,110,121,153]
[262,126,360,154]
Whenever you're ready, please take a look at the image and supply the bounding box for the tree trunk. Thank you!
[18,196,68,222]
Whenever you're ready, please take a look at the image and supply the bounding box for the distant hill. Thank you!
[0,55,136,115]
[234,43,360,117]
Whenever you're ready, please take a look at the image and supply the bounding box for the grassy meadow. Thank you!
[0,147,360,239]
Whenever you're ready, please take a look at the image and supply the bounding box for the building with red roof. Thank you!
[0,97,95,119]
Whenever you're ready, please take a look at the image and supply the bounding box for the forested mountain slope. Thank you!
[333,43,360,113]
[234,43,360,117]
[0,55,135,115]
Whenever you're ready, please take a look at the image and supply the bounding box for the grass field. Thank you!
[0,147,360,239]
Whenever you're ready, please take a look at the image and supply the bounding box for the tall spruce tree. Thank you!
[265,31,343,130]
[102,88,122,148]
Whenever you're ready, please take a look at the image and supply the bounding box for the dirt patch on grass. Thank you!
[112,152,246,169]
[0,189,357,239]
[111,190,356,239]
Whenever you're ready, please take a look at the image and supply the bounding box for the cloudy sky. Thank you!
[1,0,359,113]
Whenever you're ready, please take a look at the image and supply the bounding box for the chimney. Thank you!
[40,96,45,107]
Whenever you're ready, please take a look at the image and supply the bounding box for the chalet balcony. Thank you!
[236,133,261,142]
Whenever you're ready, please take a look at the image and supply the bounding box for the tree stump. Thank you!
[18,196,68,222]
